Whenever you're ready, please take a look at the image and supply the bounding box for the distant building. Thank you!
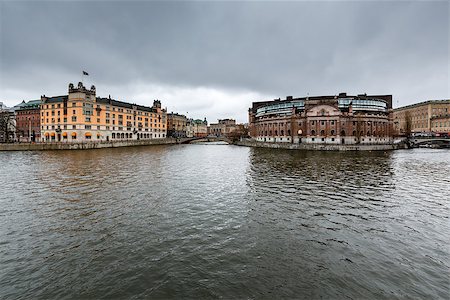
[249,93,393,144]
[393,100,450,136]
[15,100,41,142]
[167,113,188,138]
[191,118,208,137]
[40,82,167,142]
[208,118,237,137]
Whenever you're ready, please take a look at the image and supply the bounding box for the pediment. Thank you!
[307,105,340,117]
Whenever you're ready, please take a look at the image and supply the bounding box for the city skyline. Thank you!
[1,1,448,123]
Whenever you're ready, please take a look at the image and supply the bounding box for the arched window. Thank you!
[287,130,291,136]
[311,130,316,136]
[331,130,335,136]
[275,130,278,136]
[352,130,356,136]
[367,131,371,136]
[112,133,116,139]
[341,130,345,136]
[320,130,325,136]
[121,133,125,139]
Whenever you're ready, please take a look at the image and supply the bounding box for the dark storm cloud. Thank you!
[0,1,448,122]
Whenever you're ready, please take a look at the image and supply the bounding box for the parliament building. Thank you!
[248,93,393,145]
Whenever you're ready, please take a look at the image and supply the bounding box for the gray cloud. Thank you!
[1,1,448,123]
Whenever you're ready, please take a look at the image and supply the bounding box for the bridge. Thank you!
[408,137,450,148]
[181,136,233,144]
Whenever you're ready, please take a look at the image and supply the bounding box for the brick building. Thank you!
[15,100,41,142]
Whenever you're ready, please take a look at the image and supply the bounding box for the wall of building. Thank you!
[393,100,450,135]
[40,83,167,142]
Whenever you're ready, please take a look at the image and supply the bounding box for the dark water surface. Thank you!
[1,145,449,299]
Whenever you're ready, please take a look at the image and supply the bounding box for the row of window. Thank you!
[41,124,166,132]
[258,130,387,137]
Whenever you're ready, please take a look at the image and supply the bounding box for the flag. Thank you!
[83,71,89,76]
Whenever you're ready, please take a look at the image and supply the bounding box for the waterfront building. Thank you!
[40,82,167,142]
[192,118,208,137]
[15,100,41,142]
[393,100,450,136]
[208,119,238,137]
[248,93,393,144]
[167,113,188,138]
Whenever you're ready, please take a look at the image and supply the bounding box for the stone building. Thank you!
[393,100,450,136]
[40,82,167,142]
[167,113,188,138]
[191,118,208,137]
[249,93,393,145]
[208,119,238,137]
[15,100,41,142]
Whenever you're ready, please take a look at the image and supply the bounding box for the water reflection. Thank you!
[0,146,448,299]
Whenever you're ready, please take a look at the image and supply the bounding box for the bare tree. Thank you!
[405,111,412,137]
[0,111,15,143]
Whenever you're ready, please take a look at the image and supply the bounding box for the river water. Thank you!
[0,145,449,299]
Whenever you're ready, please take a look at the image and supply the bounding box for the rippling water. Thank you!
[0,145,449,299]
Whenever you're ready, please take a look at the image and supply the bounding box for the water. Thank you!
[0,145,449,299]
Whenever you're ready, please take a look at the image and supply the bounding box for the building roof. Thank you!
[18,100,41,109]
[96,97,156,113]
[250,93,393,113]
[393,99,450,111]
[42,95,69,103]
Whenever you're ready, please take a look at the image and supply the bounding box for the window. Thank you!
[72,116,77,122]
[97,118,100,123]
[73,110,76,114]
[86,117,91,122]
[85,125,91,129]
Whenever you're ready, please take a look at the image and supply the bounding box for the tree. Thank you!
[0,111,14,143]
[405,111,412,137]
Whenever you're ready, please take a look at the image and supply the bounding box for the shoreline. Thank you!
[0,138,188,151]
[235,139,402,151]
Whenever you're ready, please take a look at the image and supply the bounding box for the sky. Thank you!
[0,1,448,123]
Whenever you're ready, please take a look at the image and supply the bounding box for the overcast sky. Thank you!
[1,1,448,123]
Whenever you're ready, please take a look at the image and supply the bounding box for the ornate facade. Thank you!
[40,82,167,142]
[249,93,393,145]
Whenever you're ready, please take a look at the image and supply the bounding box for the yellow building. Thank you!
[40,82,167,142]
[393,99,450,136]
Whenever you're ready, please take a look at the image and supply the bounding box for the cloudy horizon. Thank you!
[1,1,448,123]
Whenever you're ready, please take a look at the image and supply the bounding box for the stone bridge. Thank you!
[182,136,233,144]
